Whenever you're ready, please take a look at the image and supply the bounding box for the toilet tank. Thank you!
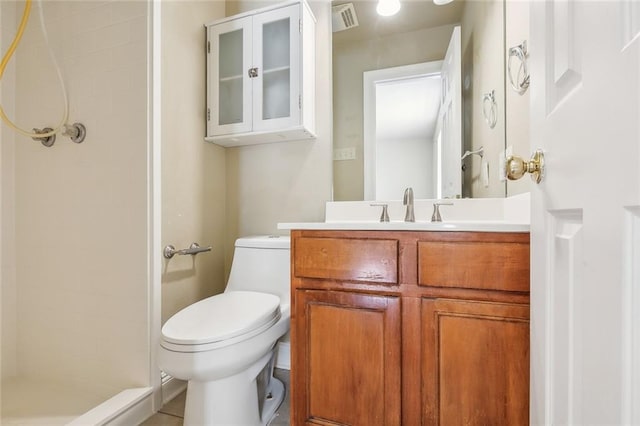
[226,235,291,306]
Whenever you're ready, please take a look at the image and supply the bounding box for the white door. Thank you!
[529,1,640,424]
[438,26,461,199]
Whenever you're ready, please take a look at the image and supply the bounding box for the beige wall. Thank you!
[505,0,531,197]
[461,0,506,198]
[332,25,456,201]
[224,0,333,271]
[1,1,151,395]
[227,0,273,15]
[160,1,227,325]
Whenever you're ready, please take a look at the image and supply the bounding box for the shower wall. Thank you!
[1,0,152,395]
[1,2,18,381]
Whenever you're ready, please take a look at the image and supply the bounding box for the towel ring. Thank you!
[482,90,497,129]
[508,40,530,94]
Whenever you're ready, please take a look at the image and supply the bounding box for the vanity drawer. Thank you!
[293,237,398,284]
[418,238,529,292]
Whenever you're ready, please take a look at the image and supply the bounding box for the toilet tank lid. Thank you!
[235,235,290,249]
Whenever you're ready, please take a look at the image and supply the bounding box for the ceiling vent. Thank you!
[332,3,359,33]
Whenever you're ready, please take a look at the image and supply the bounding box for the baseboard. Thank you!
[276,341,290,370]
[161,374,187,405]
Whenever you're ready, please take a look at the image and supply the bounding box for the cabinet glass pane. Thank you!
[262,18,290,120]
[219,29,243,125]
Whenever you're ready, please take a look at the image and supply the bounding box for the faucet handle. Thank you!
[431,202,454,222]
[370,203,390,222]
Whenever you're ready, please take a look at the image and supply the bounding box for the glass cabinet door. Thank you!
[208,17,252,136]
[252,4,300,132]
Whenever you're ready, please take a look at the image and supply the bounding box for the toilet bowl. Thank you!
[158,236,290,426]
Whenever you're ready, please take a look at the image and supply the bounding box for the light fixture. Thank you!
[433,0,454,4]
[376,0,401,16]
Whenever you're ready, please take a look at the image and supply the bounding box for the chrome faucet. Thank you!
[403,187,415,222]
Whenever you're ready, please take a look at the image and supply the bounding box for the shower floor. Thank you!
[1,376,112,425]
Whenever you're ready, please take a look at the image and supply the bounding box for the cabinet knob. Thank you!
[248,67,259,78]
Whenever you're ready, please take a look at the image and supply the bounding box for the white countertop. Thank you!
[278,195,531,233]
[277,221,530,233]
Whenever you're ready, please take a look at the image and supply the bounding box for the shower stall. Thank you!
[1,0,161,424]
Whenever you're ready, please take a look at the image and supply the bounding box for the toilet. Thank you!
[158,235,290,426]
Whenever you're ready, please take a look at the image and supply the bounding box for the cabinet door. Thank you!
[252,4,301,132]
[292,289,401,426]
[208,17,252,136]
[422,298,529,425]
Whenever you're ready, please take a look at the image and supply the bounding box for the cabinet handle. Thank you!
[248,67,259,78]
[357,272,385,280]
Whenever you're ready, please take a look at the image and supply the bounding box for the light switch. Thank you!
[333,147,356,161]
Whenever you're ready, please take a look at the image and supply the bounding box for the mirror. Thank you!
[363,60,447,200]
[332,0,515,201]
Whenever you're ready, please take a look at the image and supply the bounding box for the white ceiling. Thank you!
[332,0,465,45]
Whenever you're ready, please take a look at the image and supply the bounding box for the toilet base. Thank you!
[262,377,284,425]
[183,349,285,426]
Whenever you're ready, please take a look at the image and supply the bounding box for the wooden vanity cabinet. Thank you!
[292,289,402,425]
[290,234,402,425]
[422,298,530,425]
[290,229,530,426]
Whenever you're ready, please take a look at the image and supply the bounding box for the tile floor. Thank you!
[140,369,290,425]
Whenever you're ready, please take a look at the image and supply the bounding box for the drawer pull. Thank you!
[357,272,385,280]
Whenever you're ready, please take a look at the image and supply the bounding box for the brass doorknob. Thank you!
[505,149,545,183]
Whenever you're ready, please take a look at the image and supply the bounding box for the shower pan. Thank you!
[0,0,159,424]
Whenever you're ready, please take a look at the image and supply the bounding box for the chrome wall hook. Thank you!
[32,127,56,147]
[31,122,87,147]
[63,122,86,143]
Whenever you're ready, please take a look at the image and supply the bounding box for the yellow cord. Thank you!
[0,0,31,80]
[0,0,69,139]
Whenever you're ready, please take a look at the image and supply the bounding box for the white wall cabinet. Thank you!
[205,0,316,147]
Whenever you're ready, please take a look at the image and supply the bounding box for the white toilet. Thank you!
[158,235,290,426]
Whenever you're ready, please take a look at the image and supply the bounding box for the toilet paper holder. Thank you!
[163,242,212,259]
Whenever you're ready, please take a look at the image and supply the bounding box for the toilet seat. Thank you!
[161,291,281,353]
